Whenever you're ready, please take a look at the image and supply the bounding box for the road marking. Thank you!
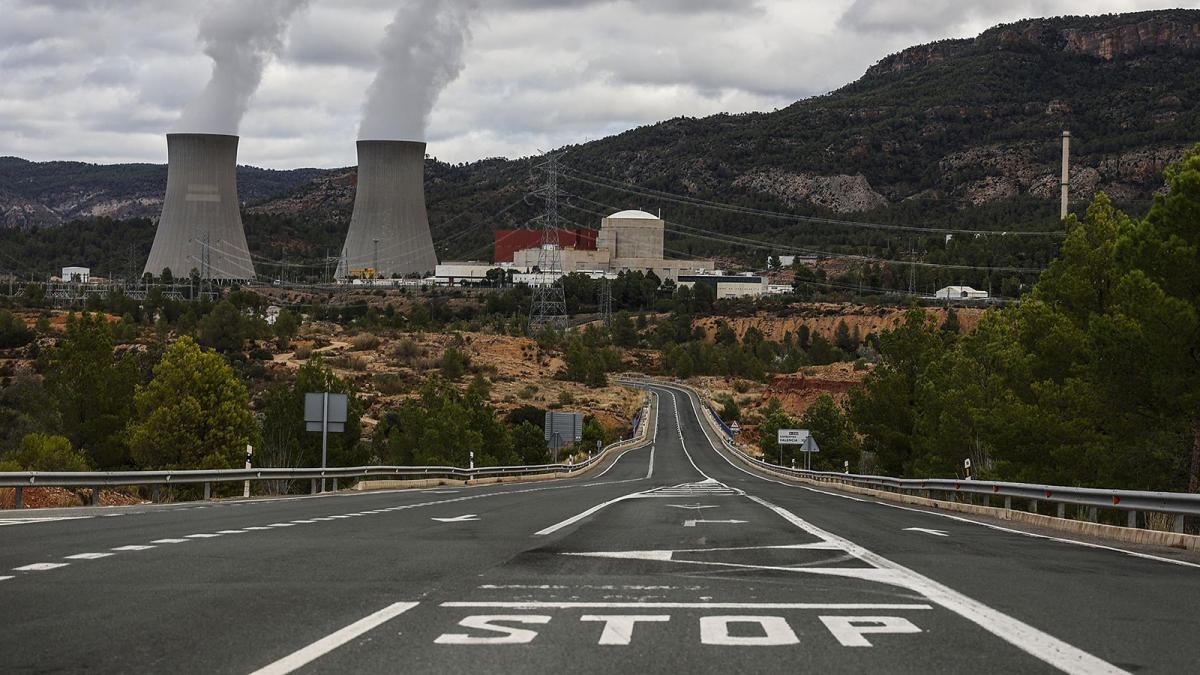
[243,526,273,531]
[700,616,799,646]
[217,529,247,534]
[646,445,654,479]
[432,514,480,523]
[65,552,113,560]
[0,576,12,581]
[268,523,296,527]
[14,563,69,571]
[668,391,712,480]
[249,601,419,675]
[434,615,551,645]
[440,602,934,610]
[186,533,222,538]
[819,616,922,647]
[745,494,1125,674]
[904,527,949,537]
[683,519,747,527]
[533,488,655,536]
[151,538,190,544]
[111,545,155,551]
[666,504,719,510]
[581,615,670,645]
[0,516,93,526]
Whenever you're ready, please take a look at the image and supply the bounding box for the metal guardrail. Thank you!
[0,392,656,510]
[635,379,1197,534]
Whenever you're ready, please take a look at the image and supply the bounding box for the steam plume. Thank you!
[174,0,310,135]
[358,0,476,141]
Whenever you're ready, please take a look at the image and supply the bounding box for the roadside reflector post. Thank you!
[332,478,338,492]
[1004,496,1011,511]
[1173,514,1185,533]
[203,482,211,501]
[13,486,22,509]
[1030,499,1038,514]
[243,444,253,498]
[311,478,318,495]
[90,486,100,506]
[1086,506,1098,522]
[1127,510,1137,528]
[1056,503,1066,519]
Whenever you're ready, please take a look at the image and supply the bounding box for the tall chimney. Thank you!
[1060,130,1070,220]
[337,140,438,279]
[144,133,255,281]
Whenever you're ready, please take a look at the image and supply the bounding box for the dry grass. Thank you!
[351,333,381,351]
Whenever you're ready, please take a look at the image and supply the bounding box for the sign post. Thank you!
[305,392,348,492]
[243,444,253,498]
[778,429,820,470]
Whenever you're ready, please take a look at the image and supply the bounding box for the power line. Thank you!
[560,164,1065,238]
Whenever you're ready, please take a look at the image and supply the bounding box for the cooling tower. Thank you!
[337,140,438,279]
[143,133,255,281]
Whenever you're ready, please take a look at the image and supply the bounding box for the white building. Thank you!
[62,266,90,283]
[434,261,530,286]
[935,285,989,300]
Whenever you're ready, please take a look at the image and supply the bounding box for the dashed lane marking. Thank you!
[0,516,93,527]
[217,530,247,534]
[186,533,222,539]
[0,576,12,581]
[13,563,69,571]
[65,553,114,560]
[111,545,155,551]
[151,539,190,544]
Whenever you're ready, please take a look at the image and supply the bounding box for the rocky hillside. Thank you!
[3,9,1198,266]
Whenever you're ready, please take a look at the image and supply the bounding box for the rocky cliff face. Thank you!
[733,170,888,213]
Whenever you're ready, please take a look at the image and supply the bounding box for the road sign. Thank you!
[777,429,819,452]
[729,421,741,434]
[305,392,347,432]
[545,411,583,451]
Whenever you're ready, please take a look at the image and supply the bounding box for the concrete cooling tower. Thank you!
[337,140,438,279]
[143,133,255,281]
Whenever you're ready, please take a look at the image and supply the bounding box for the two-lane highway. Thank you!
[2,385,1198,673]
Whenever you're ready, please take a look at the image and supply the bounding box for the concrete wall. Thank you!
[338,140,438,279]
[144,134,255,280]
[598,215,665,260]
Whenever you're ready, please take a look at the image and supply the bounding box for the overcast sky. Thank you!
[1,0,1192,168]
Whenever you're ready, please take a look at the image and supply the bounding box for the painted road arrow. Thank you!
[683,519,748,527]
[903,527,949,537]
[431,515,480,523]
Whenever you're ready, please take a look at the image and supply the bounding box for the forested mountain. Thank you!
[2,9,1198,287]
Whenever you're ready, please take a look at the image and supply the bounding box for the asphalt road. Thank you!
[2,384,1199,674]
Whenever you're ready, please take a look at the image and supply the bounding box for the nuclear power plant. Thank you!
[143,133,255,281]
[337,140,438,279]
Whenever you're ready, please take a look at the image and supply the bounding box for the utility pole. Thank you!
[1060,130,1071,220]
[528,153,569,334]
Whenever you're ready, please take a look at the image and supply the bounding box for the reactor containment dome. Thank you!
[143,133,256,281]
[337,140,438,279]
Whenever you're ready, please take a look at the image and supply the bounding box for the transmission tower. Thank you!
[599,276,613,327]
[528,153,569,334]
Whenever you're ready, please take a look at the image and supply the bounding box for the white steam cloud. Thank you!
[174,0,310,135]
[358,0,477,141]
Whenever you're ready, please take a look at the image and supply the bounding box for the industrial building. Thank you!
[61,266,90,283]
[678,272,769,299]
[494,229,596,263]
[143,134,255,281]
[935,285,989,300]
[508,210,712,280]
[337,140,438,280]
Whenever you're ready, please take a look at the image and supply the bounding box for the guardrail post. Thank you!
[1003,496,1011,511]
[310,478,318,495]
[203,482,211,500]
[1086,506,1098,522]
[151,485,160,503]
[13,486,22,509]
[332,478,338,492]
[1174,514,1185,534]
[1056,503,1066,519]
[1029,499,1038,514]
[1126,510,1137,528]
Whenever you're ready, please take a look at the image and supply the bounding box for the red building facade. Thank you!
[493,228,597,263]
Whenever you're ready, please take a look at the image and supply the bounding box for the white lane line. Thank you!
[14,563,69,571]
[441,601,933,610]
[534,488,656,536]
[0,575,13,581]
[151,539,190,544]
[243,526,273,531]
[217,530,247,534]
[746,494,1125,675]
[667,391,712,480]
[591,391,658,482]
[248,601,419,675]
[268,523,296,527]
[186,533,222,538]
[646,445,655,479]
[111,545,156,551]
[669,383,1200,570]
[0,516,94,526]
[65,552,114,560]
